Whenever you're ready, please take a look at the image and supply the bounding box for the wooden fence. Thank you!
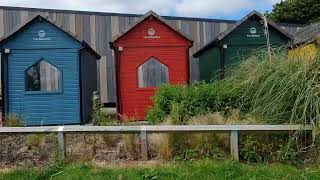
[0,125,313,161]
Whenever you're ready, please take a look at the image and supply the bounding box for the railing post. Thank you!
[230,130,239,161]
[57,126,65,159]
[140,126,148,160]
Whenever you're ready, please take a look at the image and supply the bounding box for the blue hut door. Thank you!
[7,49,81,125]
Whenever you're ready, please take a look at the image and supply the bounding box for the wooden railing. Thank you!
[0,125,313,161]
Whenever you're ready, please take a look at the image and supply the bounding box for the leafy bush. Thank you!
[147,81,243,124]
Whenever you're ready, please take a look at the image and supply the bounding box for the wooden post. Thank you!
[230,130,239,161]
[57,127,65,158]
[140,126,148,160]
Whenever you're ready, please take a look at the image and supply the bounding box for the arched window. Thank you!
[137,57,169,88]
[25,60,61,92]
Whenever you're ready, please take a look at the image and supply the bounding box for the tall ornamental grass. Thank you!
[230,49,320,126]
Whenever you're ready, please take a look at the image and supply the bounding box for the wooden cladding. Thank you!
[137,57,169,88]
[0,6,301,103]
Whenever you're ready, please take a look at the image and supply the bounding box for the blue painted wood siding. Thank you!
[2,19,81,125]
[2,20,81,49]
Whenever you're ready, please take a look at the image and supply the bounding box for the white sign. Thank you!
[250,27,256,34]
[246,27,260,38]
[144,28,160,39]
[148,28,155,36]
[33,30,52,41]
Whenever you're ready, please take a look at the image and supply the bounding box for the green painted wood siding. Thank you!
[221,18,289,46]
[198,16,291,82]
[199,47,221,82]
[0,6,301,103]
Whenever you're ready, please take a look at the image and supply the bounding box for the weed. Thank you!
[5,113,24,127]
[91,93,115,125]
[26,134,44,149]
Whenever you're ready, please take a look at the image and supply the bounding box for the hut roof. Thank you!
[193,10,293,58]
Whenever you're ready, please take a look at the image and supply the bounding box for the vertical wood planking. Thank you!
[202,22,207,45]
[96,16,111,103]
[0,9,4,38]
[189,20,199,81]
[99,56,107,103]
[75,14,84,40]
[168,20,178,28]
[220,23,228,33]
[118,16,125,33]
[52,12,57,22]
[124,17,130,29]
[90,15,96,50]
[196,22,201,50]
[56,13,64,27]
[8,10,21,31]
[111,16,119,40]
[48,12,54,20]
[96,15,109,103]
[83,14,91,44]
[105,16,115,103]
[3,10,10,34]
[20,11,28,23]
[177,20,182,30]
[129,17,135,26]
[110,16,120,103]
[134,17,139,22]
[69,14,76,34]
[63,14,70,30]
[206,22,212,41]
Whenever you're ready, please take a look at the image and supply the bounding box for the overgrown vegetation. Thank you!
[239,132,312,165]
[148,49,320,127]
[145,49,320,164]
[231,51,320,126]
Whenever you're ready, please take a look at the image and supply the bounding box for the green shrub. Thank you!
[147,81,243,124]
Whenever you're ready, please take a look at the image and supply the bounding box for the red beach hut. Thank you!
[110,11,193,120]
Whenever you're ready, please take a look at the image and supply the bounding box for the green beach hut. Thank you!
[193,10,293,81]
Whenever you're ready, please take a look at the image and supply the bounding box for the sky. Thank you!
[0,0,282,20]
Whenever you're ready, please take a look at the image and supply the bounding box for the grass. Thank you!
[1,160,320,180]
[229,50,320,126]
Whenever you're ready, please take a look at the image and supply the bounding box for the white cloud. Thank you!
[0,0,282,19]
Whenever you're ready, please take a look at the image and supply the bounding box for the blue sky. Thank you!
[0,0,281,20]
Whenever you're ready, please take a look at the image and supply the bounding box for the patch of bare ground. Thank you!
[0,134,56,168]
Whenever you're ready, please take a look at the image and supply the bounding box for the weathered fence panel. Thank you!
[0,125,313,161]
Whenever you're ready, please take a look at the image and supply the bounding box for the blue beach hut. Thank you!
[0,15,100,125]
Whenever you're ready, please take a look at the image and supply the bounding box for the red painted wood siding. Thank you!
[114,16,192,120]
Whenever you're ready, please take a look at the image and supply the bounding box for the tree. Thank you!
[267,0,320,24]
